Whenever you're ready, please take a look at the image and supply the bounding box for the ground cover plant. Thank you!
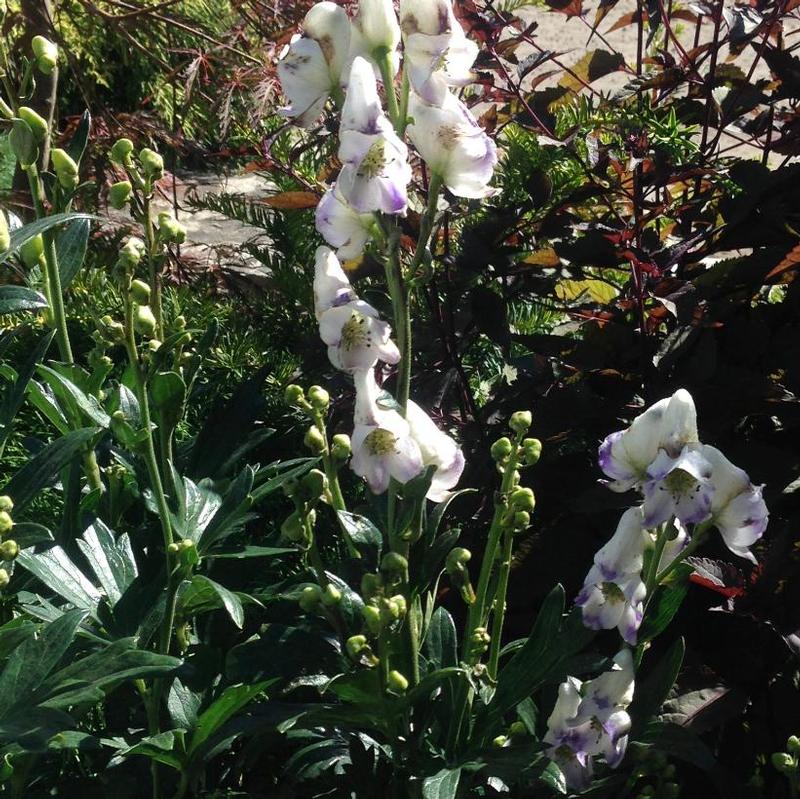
[0,0,799,797]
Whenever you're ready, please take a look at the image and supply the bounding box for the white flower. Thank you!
[354,0,401,60]
[641,445,714,528]
[407,91,497,198]
[338,57,411,214]
[598,389,698,493]
[405,400,465,502]
[315,185,375,261]
[577,569,646,644]
[400,0,478,106]
[276,2,353,127]
[313,247,400,371]
[350,370,423,493]
[592,507,648,581]
[703,445,768,561]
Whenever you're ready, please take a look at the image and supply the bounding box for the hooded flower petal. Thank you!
[593,507,648,580]
[313,245,360,318]
[702,445,768,560]
[405,400,465,501]
[338,57,411,214]
[277,2,352,127]
[579,649,635,721]
[577,572,646,644]
[315,185,375,261]
[354,0,401,57]
[407,91,497,198]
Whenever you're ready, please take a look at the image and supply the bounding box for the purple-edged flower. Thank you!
[350,370,423,494]
[598,389,698,493]
[577,570,646,645]
[337,57,411,214]
[399,0,479,106]
[407,90,497,198]
[276,2,353,128]
[703,445,768,561]
[315,185,375,261]
[592,507,649,580]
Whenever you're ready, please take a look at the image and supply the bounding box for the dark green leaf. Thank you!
[638,572,691,643]
[76,519,138,605]
[11,522,53,548]
[65,110,91,163]
[336,511,383,565]
[56,218,90,289]
[208,545,295,559]
[422,767,461,799]
[168,678,202,730]
[423,607,458,670]
[0,286,48,315]
[179,575,245,629]
[1,213,97,263]
[151,371,186,433]
[37,364,110,428]
[630,637,685,735]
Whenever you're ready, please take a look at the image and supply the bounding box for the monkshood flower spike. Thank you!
[276,2,353,127]
[545,650,635,790]
[338,56,411,214]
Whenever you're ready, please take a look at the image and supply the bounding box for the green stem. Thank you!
[409,173,443,276]
[397,68,410,136]
[376,52,400,129]
[142,196,165,341]
[655,519,712,584]
[487,526,515,679]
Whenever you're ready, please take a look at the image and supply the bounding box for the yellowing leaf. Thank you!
[555,279,619,304]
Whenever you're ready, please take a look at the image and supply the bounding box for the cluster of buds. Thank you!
[0,496,18,588]
[772,735,800,792]
[167,538,198,569]
[298,581,342,613]
[628,747,680,799]
[281,468,328,549]
[108,139,171,200]
[468,626,491,659]
[360,552,408,635]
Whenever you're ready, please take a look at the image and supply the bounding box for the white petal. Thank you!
[355,0,401,54]
[594,507,648,579]
[303,1,353,80]
[387,435,424,484]
[315,186,373,260]
[660,389,699,456]
[341,56,387,135]
[313,246,356,317]
[277,37,332,127]
[703,445,752,511]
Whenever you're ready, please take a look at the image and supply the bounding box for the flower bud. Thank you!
[157,212,186,244]
[380,552,408,576]
[0,540,18,561]
[109,180,133,209]
[110,138,134,164]
[0,210,9,252]
[167,542,181,554]
[9,118,37,167]
[118,237,145,270]
[788,736,800,754]
[387,670,408,693]
[180,539,194,551]
[308,385,330,410]
[51,148,79,189]
[0,512,12,535]
[284,384,305,406]
[346,634,368,660]
[509,721,527,737]
[98,315,125,344]
[510,487,535,512]
[362,604,383,635]
[509,410,532,435]
[521,437,542,466]
[490,436,513,462]
[0,496,13,513]
[331,433,351,461]
[0,569,8,589]
[492,735,508,748]
[31,35,58,74]
[445,547,471,573]
[18,107,48,143]
[299,584,322,612]
[301,468,328,499]
[772,752,794,773]
[360,573,382,600]
[281,511,305,542]
[140,148,164,179]
[129,279,151,305]
[513,511,530,529]
[304,426,326,454]
[380,595,406,623]
[19,234,44,268]
[321,583,342,606]
[133,305,157,337]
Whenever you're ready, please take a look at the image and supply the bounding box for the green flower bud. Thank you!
[174,315,186,330]
[140,148,164,179]
[51,148,79,189]
[521,437,542,466]
[308,385,330,409]
[509,721,527,737]
[362,604,382,635]
[321,584,341,606]
[109,138,134,164]
[133,305,157,337]
[0,569,8,589]
[167,542,181,554]
[509,410,532,435]
[772,752,794,773]
[18,107,48,143]
[380,552,408,576]
[31,35,58,74]
[788,736,800,754]
[301,468,327,499]
[380,595,406,623]
[513,510,530,530]
[0,540,18,561]
[0,210,9,253]
[281,511,304,542]
[97,315,125,344]
[180,539,194,550]
[346,634,368,659]
[108,180,133,210]
[129,279,151,305]
[331,433,351,461]
[299,584,322,612]
[360,573,382,600]
[492,735,508,747]
[148,339,162,352]
[9,118,37,167]
[510,487,535,512]
[445,547,471,573]
[304,426,326,454]
[157,212,186,244]
[19,234,44,268]
[284,384,305,406]
[0,496,13,513]
[117,237,145,270]
[0,512,12,535]
[387,670,408,693]
[490,436,513,462]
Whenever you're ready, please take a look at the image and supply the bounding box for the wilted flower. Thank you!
[598,389,698,493]
[277,2,353,127]
[313,247,400,372]
[315,184,375,261]
[405,401,465,502]
[407,91,497,198]
[545,650,634,790]
[400,0,478,106]
[338,57,412,213]
[350,370,423,493]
